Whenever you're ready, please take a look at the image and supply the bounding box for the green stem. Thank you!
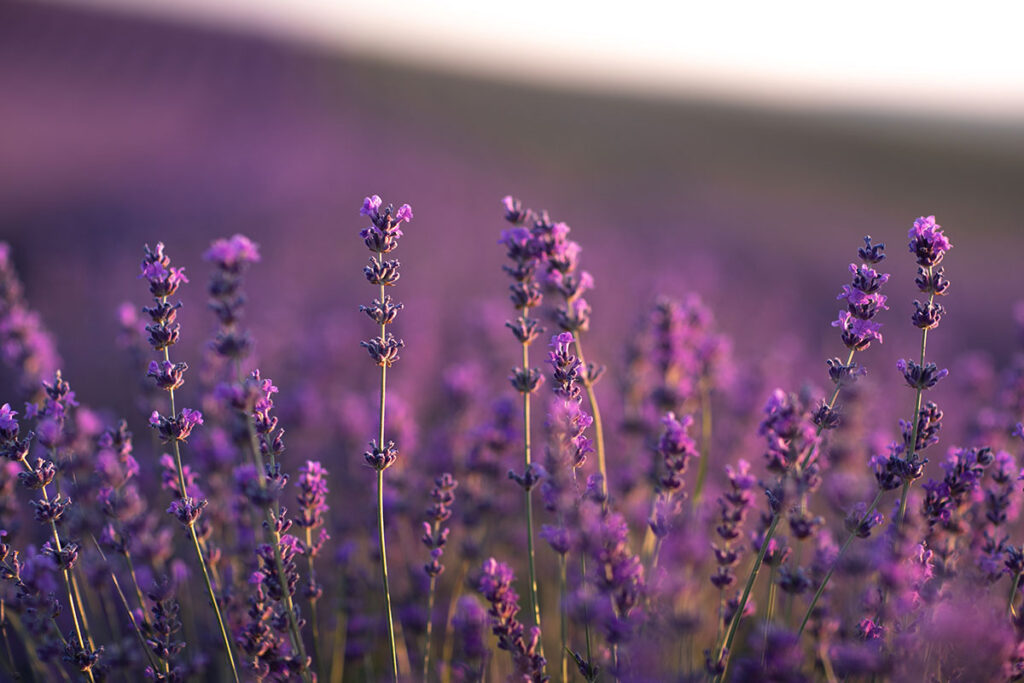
[242,419,311,682]
[761,564,777,666]
[714,514,780,683]
[372,254,399,681]
[163,342,239,683]
[15,454,95,683]
[572,337,607,500]
[1009,571,1022,617]
[520,338,543,643]
[692,378,713,508]
[797,348,856,471]
[896,270,935,530]
[377,470,398,680]
[797,489,884,636]
[559,555,568,683]
[581,552,594,681]
[423,574,437,681]
[187,524,238,682]
[305,527,323,679]
[91,537,165,675]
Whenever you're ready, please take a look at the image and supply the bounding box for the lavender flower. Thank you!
[360,195,411,681]
[422,473,457,578]
[205,233,261,361]
[476,558,548,682]
[138,242,238,681]
[0,243,60,396]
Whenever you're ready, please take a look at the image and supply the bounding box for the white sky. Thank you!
[69,0,1024,119]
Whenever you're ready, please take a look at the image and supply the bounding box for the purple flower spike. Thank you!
[908,215,953,267]
[476,558,548,681]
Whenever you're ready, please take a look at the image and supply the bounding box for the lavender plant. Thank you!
[1,202,1021,682]
[140,242,239,681]
[359,194,412,681]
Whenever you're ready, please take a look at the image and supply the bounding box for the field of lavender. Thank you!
[0,187,1023,682]
[4,4,1024,683]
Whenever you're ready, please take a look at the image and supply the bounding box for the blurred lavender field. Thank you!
[2,2,1024,681]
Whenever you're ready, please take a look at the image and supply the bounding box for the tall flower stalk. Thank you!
[358,194,412,680]
[500,196,546,638]
[422,473,457,681]
[140,242,239,682]
[895,216,953,528]
[0,399,102,681]
[532,209,607,500]
[711,236,888,680]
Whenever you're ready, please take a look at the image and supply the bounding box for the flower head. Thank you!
[908,215,952,267]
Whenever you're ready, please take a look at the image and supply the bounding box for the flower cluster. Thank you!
[422,473,457,578]
[295,460,329,596]
[204,233,261,361]
[476,558,548,682]
[648,412,699,539]
[832,236,889,352]
[359,195,410,369]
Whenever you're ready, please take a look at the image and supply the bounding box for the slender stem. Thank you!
[242,419,311,681]
[819,642,839,683]
[123,550,151,626]
[373,254,399,681]
[15,454,94,683]
[68,571,95,650]
[91,537,164,675]
[1009,571,1022,617]
[761,564,777,666]
[558,554,568,683]
[520,337,543,645]
[692,377,713,508]
[0,602,15,682]
[797,489,885,636]
[714,514,780,683]
[896,270,934,530]
[162,340,239,683]
[572,337,607,499]
[329,589,348,683]
[186,524,237,682]
[423,574,438,682]
[440,560,469,683]
[377,470,398,680]
[797,348,856,471]
[305,526,323,679]
[581,552,594,680]
[714,345,857,678]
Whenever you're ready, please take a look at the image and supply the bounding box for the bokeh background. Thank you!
[2,2,1024,679]
[3,1,1024,421]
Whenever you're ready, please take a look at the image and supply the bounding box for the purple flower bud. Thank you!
[857,235,886,264]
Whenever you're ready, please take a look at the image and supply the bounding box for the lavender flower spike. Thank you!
[476,558,549,682]
[139,242,239,682]
[360,194,411,681]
